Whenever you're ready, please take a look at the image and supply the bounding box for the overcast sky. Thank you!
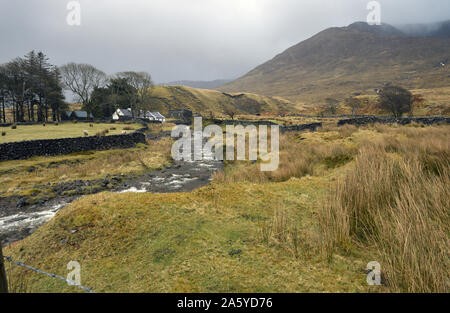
[1,0,449,83]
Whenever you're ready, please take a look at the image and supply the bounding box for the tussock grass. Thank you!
[214,132,357,183]
[320,126,450,292]
[259,207,317,260]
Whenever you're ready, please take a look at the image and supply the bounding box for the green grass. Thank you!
[4,178,370,293]
[0,122,143,144]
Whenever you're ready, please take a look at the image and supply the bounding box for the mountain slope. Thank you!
[220,22,450,104]
[147,85,293,115]
[161,79,233,90]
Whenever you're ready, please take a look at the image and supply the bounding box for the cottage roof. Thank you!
[72,111,92,118]
[117,109,133,117]
[152,112,165,119]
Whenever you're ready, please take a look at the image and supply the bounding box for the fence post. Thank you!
[0,242,8,293]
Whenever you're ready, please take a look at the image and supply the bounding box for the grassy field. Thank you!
[4,122,448,293]
[0,137,172,199]
[0,122,143,144]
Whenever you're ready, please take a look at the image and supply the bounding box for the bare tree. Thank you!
[322,98,340,115]
[59,63,106,115]
[116,71,154,117]
[223,107,237,120]
[345,96,363,115]
[377,86,413,118]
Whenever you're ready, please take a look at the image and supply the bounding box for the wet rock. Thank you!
[229,249,242,257]
[38,197,49,205]
[16,197,28,208]
[111,176,122,182]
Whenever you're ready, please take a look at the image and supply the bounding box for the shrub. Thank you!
[1,131,5,136]
[377,85,413,118]
[11,124,17,129]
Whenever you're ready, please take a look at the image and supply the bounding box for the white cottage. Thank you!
[112,108,133,121]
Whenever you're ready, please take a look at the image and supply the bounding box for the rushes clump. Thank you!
[320,127,450,292]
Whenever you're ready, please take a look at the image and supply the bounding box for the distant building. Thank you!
[139,111,156,121]
[169,109,193,120]
[114,109,165,123]
[71,111,94,120]
[151,112,166,123]
[61,111,73,121]
[112,108,133,121]
[62,110,93,121]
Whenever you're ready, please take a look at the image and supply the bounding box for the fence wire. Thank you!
[2,255,94,293]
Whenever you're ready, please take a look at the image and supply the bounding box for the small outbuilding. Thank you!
[61,110,73,121]
[71,110,94,120]
[169,109,193,120]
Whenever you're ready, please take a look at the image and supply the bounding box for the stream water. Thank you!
[0,133,223,246]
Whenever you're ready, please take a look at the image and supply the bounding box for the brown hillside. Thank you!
[146,85,294,115]
[220,22,450,105]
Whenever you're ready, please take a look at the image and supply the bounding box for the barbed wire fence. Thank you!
[1,245,94,293]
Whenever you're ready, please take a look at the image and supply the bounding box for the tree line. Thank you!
[0,51,65,123]
[0,51,154,123]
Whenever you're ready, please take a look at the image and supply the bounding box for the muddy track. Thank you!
[0,133,222,246]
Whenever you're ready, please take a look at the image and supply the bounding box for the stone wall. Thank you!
[212,119,279,126]
[338,116,450,126]
[281,123,322,133]
[0,132,147,161]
